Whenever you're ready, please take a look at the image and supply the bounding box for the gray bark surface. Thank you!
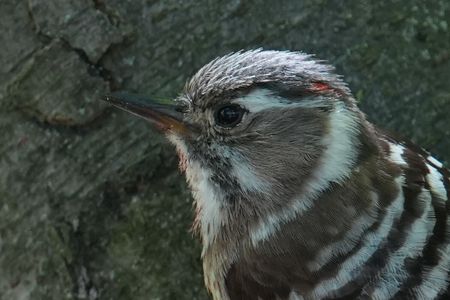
[0,0,449,299]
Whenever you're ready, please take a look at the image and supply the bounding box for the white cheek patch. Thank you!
[230,161,268,193]
[250,101,361,246]
[306,101,360,193]
[217,145,270,193]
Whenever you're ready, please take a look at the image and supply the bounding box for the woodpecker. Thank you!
[104,50,450,300]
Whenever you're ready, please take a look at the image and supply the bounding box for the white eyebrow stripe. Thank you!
[233,88,329,113]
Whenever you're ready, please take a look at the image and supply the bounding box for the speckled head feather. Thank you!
[182,49,352,107]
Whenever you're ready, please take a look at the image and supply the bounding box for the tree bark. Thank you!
[1,0,449,299]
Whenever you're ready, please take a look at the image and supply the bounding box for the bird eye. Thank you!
[215,104,245,128]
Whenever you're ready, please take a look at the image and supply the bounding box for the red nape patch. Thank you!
[310,82,331,92]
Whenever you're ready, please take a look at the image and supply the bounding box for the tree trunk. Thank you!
[1,0,449,299]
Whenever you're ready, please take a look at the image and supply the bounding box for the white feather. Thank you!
[308,192,378,271]
[413,245,450,299]
[217,145,270,193]
[250,100,360,246]
[167,134,224,251]
[427,155,444,168]
[389,143,407,165]
[308,176,405,299]
[234,88,330,113]
[427,163,448,201]
[411,162,450,299]
[369,189,434,299]
[288,291,304,300]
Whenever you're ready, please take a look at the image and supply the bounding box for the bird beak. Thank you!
[103,92,191,136]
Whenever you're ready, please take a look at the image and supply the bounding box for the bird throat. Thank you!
[176,147,188,172]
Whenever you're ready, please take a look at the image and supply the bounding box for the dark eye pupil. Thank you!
[216,105,243,127]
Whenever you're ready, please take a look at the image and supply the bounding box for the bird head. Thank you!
[104,50,366,248]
